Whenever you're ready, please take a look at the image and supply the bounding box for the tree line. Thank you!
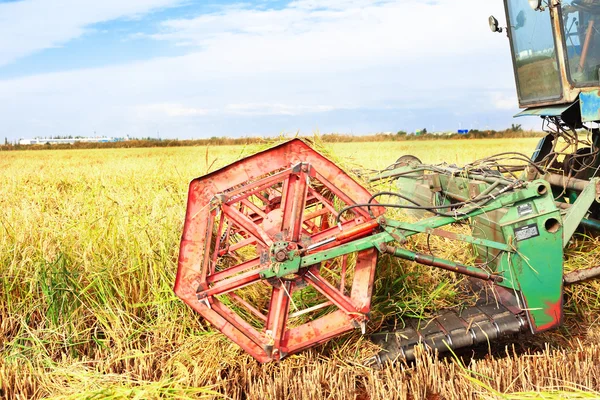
[0,129,544,151]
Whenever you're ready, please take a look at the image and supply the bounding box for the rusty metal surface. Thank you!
[175,139,382,362]
[564,265,600,285]
[544,173,590,191]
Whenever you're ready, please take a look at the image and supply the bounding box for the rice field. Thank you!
[3,138,600,399]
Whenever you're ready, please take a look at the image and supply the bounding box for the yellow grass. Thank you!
[2,138,600,399]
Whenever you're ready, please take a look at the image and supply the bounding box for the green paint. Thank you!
[256,176,598,333]
[260,257,301,279]
[300,231,392,268]
[563,178,599,246]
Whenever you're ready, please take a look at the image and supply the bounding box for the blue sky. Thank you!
[0,0,528,141]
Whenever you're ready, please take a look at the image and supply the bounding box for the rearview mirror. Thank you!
[516,10,526,29]
[489,15,503,33]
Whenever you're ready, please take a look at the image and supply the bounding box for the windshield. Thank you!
[561,0,600,86]
[506,0,562,103]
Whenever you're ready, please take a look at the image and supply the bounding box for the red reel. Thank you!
[175,139,383,362]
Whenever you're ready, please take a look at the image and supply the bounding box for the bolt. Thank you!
[213,194,228,203]
[275,250,287,262]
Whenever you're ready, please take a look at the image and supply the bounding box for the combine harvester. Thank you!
[175,0,600,365]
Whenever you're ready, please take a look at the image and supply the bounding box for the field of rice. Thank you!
[3,137,600,399]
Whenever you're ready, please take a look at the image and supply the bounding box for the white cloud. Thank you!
[225,103,336,116]
[137,103,214,117]
[0,0,182,67]
[153,0,499,58]
[0,0,523,140]
[135,102,338,118]
[491,92,519,110]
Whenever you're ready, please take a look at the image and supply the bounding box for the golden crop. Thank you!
[2,138,600,399]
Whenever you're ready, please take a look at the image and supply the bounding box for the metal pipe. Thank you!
[335,219,380,242]
[565,265,600,285]
[545,173,590,191]
[306,237,335,252]
[474,181,501,200]
[381,243,503,283]
[465,173,514,186]
[443,192,469,202]
[369,167,427,182]
[579,18,595,73]
[580,217,600,232]
[370,165,514,186]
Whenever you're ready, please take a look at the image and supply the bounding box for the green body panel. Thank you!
[494,193,564,332]
[385,162,577,333]
[390,179,566,330]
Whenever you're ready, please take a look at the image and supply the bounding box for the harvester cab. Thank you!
[498,0,600,108]
[174,0,600,366]
[492,0,600,176]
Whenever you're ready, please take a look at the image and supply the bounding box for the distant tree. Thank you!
[396,130,407,136]
[510,124,523,132]
[4,137,7,145]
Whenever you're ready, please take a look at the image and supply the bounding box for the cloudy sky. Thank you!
[0,0,528,141]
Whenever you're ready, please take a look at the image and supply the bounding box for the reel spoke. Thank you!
[176,139,383,362]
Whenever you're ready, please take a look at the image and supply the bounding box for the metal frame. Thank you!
[175,139,383,362]
[503,0,565,107]
[557,2,600,89]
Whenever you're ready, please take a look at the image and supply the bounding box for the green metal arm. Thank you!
[562,177,600,246]
[262,179,547,280]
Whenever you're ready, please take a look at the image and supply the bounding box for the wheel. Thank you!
[385,154,422,171]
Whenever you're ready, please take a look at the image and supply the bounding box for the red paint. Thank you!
[534,298,563,332]
[175,139,381,362]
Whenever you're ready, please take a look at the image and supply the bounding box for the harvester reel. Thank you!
[385,155,422,172]
[175,139,383,362]
[395,155,422,167]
